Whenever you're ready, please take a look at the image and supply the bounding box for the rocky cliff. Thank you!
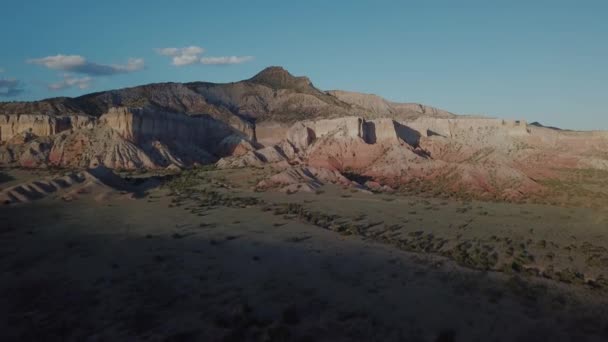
[219,114,608,199]
[0,114,95,142]
[99,107,248,149]
[2,66,608,200]
[0,66,456,170]
[0,107,254,169]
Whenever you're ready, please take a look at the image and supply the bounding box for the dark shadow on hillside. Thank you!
[530,121,565,131]
[0,170,15,184]
[90,166,177,198]
[342,170,373,185]
[427,129,445,138]
[393,121,421,147]
[363,121,377,144]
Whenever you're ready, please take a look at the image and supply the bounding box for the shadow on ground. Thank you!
[1,201,607,342]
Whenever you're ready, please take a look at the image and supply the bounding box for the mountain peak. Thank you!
[249,66,312,90]
[251,66,293,80]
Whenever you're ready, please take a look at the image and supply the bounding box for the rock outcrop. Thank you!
[0,114,95,142]
[0,107,254,169]
[219,114,608,199]
[99,107,248,153]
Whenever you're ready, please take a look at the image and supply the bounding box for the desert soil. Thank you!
[1,167,608,341]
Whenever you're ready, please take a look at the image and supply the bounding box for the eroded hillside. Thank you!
[2,66,608,202]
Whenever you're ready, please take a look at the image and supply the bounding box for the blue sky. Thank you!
[1,0,607,130]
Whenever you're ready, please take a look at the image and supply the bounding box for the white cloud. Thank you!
[110,58,145,73]
[28,55,86,70]
[0,78,24,97]
[156,46,205,66]
[27,54,145,76]
[156,45,253,66]
[200,56,254,65]
[0,68,4,73]
[48,74,92,91]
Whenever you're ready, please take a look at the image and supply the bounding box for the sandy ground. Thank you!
[1,168,608,341]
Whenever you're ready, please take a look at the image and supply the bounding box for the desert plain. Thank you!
[2,67,608,341]
[2,164,608,341]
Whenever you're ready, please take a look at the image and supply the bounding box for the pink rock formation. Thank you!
[220,115,608,199]
[2,67,608,201]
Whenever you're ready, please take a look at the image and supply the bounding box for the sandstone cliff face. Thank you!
[284,117,421,151]
[526,125,608,152]
[0,107,255,170]
[299,117,364,140]
[364,119,410,144]
[0,114,95,142]
[99,107,248,153]
[219,115,608,200]
[406,117,530,147]
[288,117,425,171]
[255,122,291,146]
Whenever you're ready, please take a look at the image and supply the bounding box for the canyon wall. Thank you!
[0,114,95,142]
[283,116,433,150]
[99,107,237,149]
[255,122,290,147]
[0,107,258,170]
[99,107,258,158]
[281,116,535,151]
[406,118,529,139]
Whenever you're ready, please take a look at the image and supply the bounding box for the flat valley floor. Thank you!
[1,168,608,341]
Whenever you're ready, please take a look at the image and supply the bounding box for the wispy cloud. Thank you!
[0,68,4,73]
[0,78,24,97]
[156,46,205,66]
[156,45,253,66]
[27,54,145,76]
[200,56,254,65]
[48,74,92,91]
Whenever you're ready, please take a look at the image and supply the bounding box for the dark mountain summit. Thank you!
[0,66,453,123]
[248,66,313,90]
